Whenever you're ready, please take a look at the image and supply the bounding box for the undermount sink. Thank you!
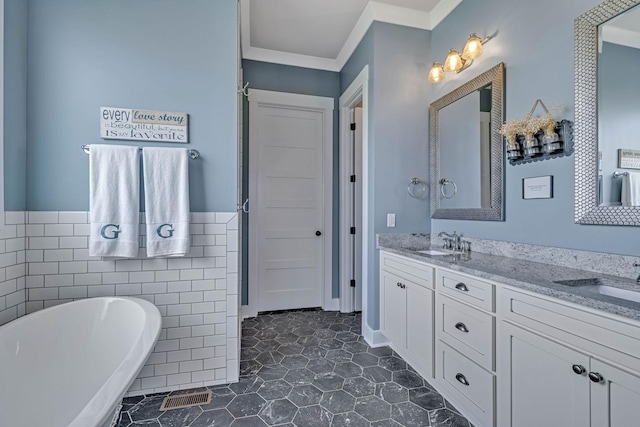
[587,285,640,303]
[553,278,640,303]
[416,249,450,256]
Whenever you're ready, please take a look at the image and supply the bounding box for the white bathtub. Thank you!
[0,297,162,427]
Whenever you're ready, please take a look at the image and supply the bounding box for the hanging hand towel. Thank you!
[621,172,640,207]
[89,144,140,258]
[143,147,190,257]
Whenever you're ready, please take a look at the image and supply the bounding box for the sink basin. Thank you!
[554,278,640,303]
[553,278,603,287]
[588,285,640,303]
[417,249,449,256]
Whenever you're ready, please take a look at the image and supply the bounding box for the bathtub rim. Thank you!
[1,296,162,427]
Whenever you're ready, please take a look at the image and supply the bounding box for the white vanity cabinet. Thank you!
[379,251,435,377]
[499,287,640,427]
[378,250,640,427]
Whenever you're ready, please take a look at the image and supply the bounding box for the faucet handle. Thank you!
[634,262,640,267]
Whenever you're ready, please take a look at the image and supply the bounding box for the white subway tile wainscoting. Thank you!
[0,211,240,396]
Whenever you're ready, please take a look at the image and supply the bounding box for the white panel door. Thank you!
[590,358,640,427]
[380,270,407,348]
[249,90,333,312]
[500,322,590,427]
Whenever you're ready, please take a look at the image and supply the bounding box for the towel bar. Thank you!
[613,171,629,178]
[81,144,200,159]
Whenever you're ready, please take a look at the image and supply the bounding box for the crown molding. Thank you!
[241,0,463,72]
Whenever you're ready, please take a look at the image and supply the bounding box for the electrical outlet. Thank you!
[387,213,396,227]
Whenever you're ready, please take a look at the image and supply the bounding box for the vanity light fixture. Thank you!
[428,33,491,83]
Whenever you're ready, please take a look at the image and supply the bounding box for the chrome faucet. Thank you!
[438,231,469,253]
[635,263,640,284]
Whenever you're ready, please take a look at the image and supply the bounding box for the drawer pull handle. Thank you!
[455,283,469,292]
[396,282,405,289]
[455,373,469,386]
[589,372,603,383]
[572,365,586,375]
[455,322,469,333]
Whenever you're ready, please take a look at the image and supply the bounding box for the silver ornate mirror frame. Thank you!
[575,0,640,225]
[430,62,505,221]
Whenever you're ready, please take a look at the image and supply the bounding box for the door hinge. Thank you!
[350,227,356,235]
[350,123,356,131]
[350,279,356,288]
[350,175,356,183]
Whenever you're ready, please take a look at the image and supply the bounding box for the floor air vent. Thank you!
[160,391,212,411]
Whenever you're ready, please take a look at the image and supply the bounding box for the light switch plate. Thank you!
[387,213,396,227]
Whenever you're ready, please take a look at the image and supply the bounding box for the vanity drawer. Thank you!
[436,341,495,427]
[437,294,495,371]
[500,287,640,373]
[380,251,435,289]
[438,269,495,312]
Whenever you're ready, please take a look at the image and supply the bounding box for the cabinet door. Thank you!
[381,270,406,348]
[406,283,434,376]
[499,322,590,427]
[590,358,640,427]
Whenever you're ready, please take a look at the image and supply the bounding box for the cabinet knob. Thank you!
[572,364,586,375]
[455,322,469,333]
[316,230,322,236]
[589,372,603,383]
[455,283,469,292]
[455,373,469,386]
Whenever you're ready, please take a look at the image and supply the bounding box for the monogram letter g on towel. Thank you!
[156,223,174,239]
[100,224,121,240]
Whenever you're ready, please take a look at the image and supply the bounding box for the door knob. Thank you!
[316,230,322,236]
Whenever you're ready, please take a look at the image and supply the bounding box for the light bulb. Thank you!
[462,33,484,60]
[443,49,463,72]
[428,62,445,83]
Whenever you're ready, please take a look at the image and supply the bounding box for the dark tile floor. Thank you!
[116,309,471,426]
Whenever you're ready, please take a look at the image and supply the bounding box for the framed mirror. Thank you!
[430,62,504,221]
[575,0,640,225]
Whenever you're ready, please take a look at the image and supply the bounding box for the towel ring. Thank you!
[407,178,427,199]
[439,178,458,199]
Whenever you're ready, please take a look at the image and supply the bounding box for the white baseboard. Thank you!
[324,297,340,312]
[241,305,257,320]
[362,322,390,348]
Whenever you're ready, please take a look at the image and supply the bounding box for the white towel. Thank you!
[89,145,140,258]
[621,172,640,207]
[143,147,190,257]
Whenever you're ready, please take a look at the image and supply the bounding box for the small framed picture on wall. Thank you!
[523,175,553,199]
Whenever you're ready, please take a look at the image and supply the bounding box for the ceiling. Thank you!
[240,0,463,72]
[601,4,640,50]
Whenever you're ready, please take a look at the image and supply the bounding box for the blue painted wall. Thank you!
[240,59,340,304]
[430,0,640,256]
[25,0,238,212]
[342,22,431,330]
[4,0,27,211]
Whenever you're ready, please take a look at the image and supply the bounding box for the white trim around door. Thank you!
[339,66,371,340]
[246,89,335,318]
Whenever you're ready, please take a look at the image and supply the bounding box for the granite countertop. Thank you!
[378,241,640,322]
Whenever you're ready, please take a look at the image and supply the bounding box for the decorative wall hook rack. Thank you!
[500,99,574,165]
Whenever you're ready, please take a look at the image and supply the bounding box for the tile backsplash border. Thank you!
[0,211,240,396]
